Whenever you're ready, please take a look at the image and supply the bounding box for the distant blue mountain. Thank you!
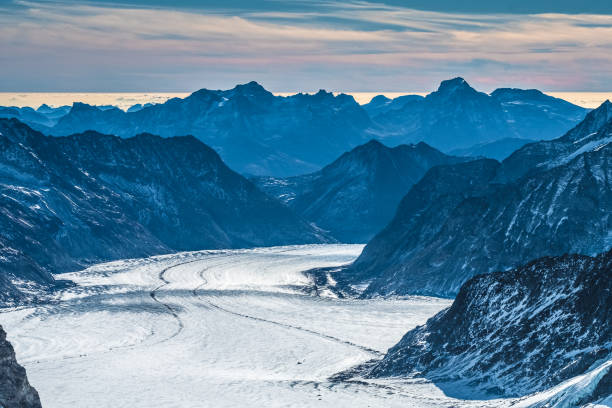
[367,78,588,151]
[0,104,70,128]
[253,140,470,242]
[6,79,587,177]
[45,82,372,176]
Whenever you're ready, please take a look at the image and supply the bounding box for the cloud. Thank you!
[1,0,611,91]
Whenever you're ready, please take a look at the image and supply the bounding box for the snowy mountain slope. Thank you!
[0,118,327,304]
[514,359,612,408]
[364,249,612,403]
[348,101,612,297]
[253,140,470,242]
[0,118,168,303]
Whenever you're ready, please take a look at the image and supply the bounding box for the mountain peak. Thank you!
[592,98,612,118]
[360,139,385,150]
[37,103,52,112]
[233,81,271,96]
[314,89,335,99]
[435,77,473,94]
[70,102,99,114]
[565,98,612,141]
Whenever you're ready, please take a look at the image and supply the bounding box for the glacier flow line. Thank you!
[191,257,384,357]
[149,252,232,342]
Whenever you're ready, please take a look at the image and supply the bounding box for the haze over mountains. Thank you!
[0,78,588,176]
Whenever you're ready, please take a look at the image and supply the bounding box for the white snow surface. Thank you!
[0,245,606,407]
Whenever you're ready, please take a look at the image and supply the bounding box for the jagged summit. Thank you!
[11,78,588,176]
[37,103,53,112]
[70,101,97,112]
[231,80,273,98]
[433,77,475,95]
[561,98,612,142]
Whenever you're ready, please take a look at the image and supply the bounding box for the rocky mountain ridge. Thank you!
[347,100,612,297]
[363,249,611,404]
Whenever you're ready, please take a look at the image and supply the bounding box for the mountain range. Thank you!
[37,83,373,176]
[253,140,469,242]
[0,79,588,177]
[362,248,611,405]
[0,105,70,129]
[365,78,588,151]
[347,100,612,297]
[0,118,327,304]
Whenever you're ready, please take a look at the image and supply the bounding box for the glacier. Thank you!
[0,245,608,407]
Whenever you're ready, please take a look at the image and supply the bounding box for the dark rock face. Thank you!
[254,140,469,242]
[368,78,588,152]
[366,249,612,402]
[15,80,587,177]
[0,118,327,302]
[0,326,42,408]
[349,100,612,297]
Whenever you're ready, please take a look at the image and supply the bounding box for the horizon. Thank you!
[2,90,612,110]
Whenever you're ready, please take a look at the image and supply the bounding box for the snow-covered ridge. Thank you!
[363,249,612,405]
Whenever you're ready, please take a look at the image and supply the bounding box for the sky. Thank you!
[1,0,612,93]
